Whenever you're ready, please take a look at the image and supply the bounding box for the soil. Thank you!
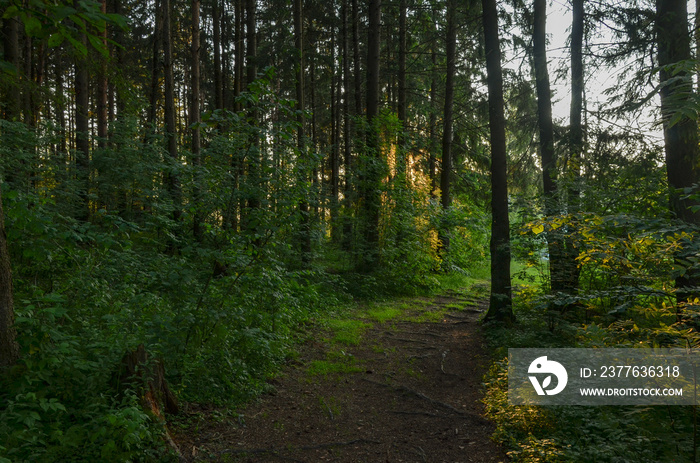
[173,288,509,463]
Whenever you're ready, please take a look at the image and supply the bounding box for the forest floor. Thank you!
[172,285,509,463]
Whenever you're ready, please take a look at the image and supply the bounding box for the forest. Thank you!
[0,0,699,461]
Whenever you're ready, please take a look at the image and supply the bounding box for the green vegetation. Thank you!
[1,0,699,461]
[306,360,363,378]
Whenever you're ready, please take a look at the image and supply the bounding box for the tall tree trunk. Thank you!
[75,23,90,222]
[113,0,125,116]
[330,20,340,242]
[361,0,382,269]
[0,189,18,368]
[656,0,700,306]
[342,0,352,195]
[533,0,564,293]
[55,51,67,157]
[163,0,181,222]
[22,32,32,125]
[397,0,407,136]
[97,0,109,149]
[352,0,362,117]
[428,34,438,198]
[244,0,260,222]
[482,0,514,323]
[296,0,311,262]
[342,0,353,247]
[2,16,20,120]
[439,0,456,255]
[147,0,163,134]
[192,0,203,241]
[565,0,584,292]
[213,0,223,110]
[234,0,243,111]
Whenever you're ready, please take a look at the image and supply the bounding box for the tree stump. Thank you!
[114,344,180,456]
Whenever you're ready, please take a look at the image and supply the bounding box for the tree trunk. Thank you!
[342,0,352,196]
[2,16,20,120]
[533,0,564,293]
[234,0,243,111]
[97,0,109,149]
[342,0,353,247]
[565,0,584,292]
[397,0,407,145]
[482,0,514,323]
[163,0,181,223]
[439,0,456,255]
[75,20,90,222]
[0,189,18,369]
[352,0,362,117]
[243,0,261,226]
[656,0,700,305]
[213,0,223,111]
[192,0,203,241]
[361,0,382,269]
[295,0,311,262]
[147,0,163,134]
[428,32,438,198]
[330,20,340,242]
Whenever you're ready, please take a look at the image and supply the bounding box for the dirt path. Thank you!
[174,288,509,462]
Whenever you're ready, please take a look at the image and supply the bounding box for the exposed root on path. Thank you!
[361,378,490,425]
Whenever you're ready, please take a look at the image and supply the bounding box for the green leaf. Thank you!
[2,6,19,19]
[23,16,42,37]
[66,35,87,57]
[47,32,66,48]
[88,34,108,57]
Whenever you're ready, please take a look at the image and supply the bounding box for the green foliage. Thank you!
[488,147,700,461]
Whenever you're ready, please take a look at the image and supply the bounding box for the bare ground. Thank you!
[173,288,509,463]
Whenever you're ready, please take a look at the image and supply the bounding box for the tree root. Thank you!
[362,378,489,424]
[220,438,382,458]
[390,410,440,417]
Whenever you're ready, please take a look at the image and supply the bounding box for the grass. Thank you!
[326,319,371,345]
[367,307,402,323]
[306,360,363,377]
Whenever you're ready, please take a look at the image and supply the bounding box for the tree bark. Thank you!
[533,0,565,293]
[564,0,584,292]
[397,0,407,139]
[342,0,352,196]
[656,0,700,305]
[75,19,90,222]
[352,0,362,117]
[147,0,163,134]
[2,16,20,120]
[234,0,243,111]
[244,0,261,224]
[97,0,109,149]
[0,188,18,369]
[439,0,456,254]
[428,29,438,198]
[192,0,203,241]
[163,0,181,222]
[213,0,223,111]
[295,0,311,261]
[361,0,382,269]
[482,0,514,323]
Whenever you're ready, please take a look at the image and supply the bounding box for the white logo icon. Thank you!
[528,356,568,396]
